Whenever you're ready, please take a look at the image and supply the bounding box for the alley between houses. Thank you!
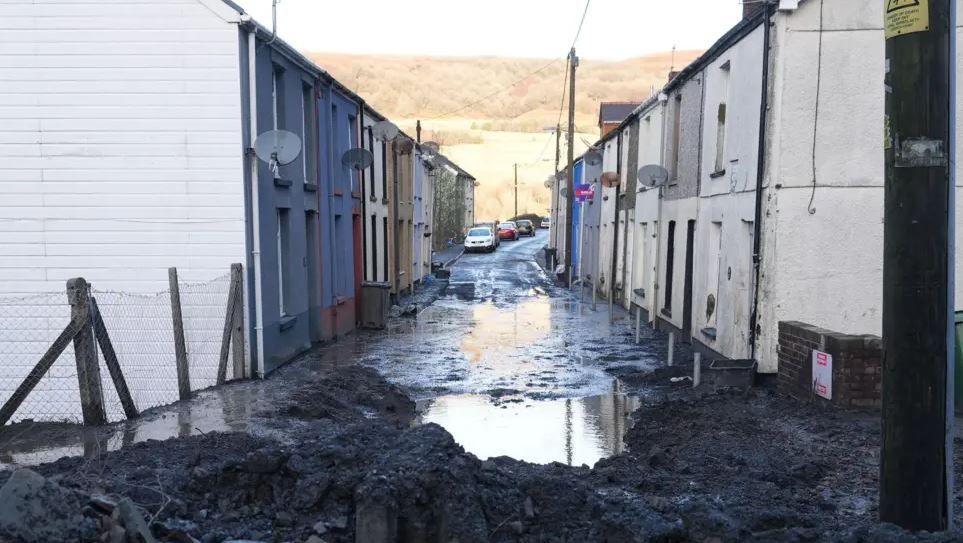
[2,232,963,543]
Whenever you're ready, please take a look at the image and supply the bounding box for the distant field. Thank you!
[309,51,701,220]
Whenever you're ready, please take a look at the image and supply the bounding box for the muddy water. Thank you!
[1,231,664,468]
[416,381,640,466]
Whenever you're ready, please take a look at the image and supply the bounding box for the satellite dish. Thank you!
[422,141,440,153]
[473,181,481,187]
[396,139,414,155]
[560,187,568,197]
[253,129,302,176]
[372,120,399,141]
[584,149,603,167]
[601,171,620,188]
[638,164,669,187]
[544,179,553,189]
[341,148,374,171]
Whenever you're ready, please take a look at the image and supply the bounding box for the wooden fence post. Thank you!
[168,268,191,401]
[230,264,246,380]
[217,265,244,385]
[67,278,106,425]
[0,317,85,426]
[90,297,138,419]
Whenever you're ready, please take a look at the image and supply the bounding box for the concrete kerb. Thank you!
[442,248,465,269]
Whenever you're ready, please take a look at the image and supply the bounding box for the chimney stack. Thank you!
[743,1,767,19]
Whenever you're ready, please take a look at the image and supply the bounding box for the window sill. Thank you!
[661,308,672,318]
[279,315,297,332]
[709,169,727,179]
[332,189,344,197]
[273,178,293,188]
[633,288,645,299]
[351,191,362,199]
[303,182,318,192]
[701,326,717,340]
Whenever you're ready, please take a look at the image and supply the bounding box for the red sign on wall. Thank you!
[812,350,833,400]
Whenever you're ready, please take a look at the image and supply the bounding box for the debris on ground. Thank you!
[9,360,962,542]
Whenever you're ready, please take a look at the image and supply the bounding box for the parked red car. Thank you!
[497,222,519,241]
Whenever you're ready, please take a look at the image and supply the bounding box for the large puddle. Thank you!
[416,380,639,466]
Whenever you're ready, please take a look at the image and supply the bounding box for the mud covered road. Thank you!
[1,230,962,542]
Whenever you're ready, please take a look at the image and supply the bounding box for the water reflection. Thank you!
[416,380,638,466]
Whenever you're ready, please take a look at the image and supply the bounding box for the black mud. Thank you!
[1,361,959,542]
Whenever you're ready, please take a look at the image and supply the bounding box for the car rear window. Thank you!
[518,221,531,226]
[499,223,514,229]
[468,228,490,236]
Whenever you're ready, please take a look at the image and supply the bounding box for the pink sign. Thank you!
[812,350,833,400]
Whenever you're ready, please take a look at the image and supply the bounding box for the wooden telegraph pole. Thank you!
[514,163,519,219]
[880,0,954,531]
[564,48,578,285]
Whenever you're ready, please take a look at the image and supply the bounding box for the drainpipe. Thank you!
[609,132,622,315]
[359,103,367,282]
[392,145,400,298]
[246,27,266,377]
[653,93,669,326]
[749,2,772,360]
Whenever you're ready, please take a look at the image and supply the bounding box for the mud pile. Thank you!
[5,363,963,542]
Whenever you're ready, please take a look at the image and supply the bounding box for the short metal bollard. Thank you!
[667,332,675,367]
[693,352,701,387]
[635,307,641,344]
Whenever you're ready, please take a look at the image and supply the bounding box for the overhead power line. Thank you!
[426,60,562,120]
[570,0,593,50]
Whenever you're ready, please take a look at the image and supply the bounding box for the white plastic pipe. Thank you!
[248,29,265,378]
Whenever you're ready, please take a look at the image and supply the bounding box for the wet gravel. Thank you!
[3,231,963,542]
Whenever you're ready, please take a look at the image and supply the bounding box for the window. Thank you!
[331,103,339,190]
[370,214,378,281]
[381,141,388,200]
[301,83,317,183]
[706,221,723,327]
[272,66,285,130]
[382,217,389,281]
[714,62,731,174]
[368,126,376,197]
[663,220,676,315]
[348,115,359,194]
[271,66,286,179]
[670,95,682,180]
[277,208,291,317]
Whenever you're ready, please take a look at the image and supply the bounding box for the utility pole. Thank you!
[553,123,562,255]
[880,0,954,531]
[514,163,518,219]
[565,48,578,285]
[416,120,421,143]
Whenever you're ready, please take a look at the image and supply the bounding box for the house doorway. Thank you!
[682,219,696,342]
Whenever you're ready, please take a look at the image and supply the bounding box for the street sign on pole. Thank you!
[575,183,594,203]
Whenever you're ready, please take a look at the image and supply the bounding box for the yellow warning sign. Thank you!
[885,0,929,39]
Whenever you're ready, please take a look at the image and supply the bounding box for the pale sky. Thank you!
[232,0,744,60]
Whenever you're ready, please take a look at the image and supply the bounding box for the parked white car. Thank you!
[464,227,498,253]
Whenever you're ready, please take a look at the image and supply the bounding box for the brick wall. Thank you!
[777,321,882,409]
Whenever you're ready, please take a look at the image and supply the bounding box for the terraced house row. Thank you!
[0,0,477,379]
[550,0,963,379]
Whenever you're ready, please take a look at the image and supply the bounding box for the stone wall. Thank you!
[777,321,882,409]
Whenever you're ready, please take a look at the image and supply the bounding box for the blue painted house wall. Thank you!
[324,87,360,337]
[571,159,585,277]
[245,35,360,374]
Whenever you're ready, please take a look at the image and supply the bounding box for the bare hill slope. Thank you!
[309,51,701,220]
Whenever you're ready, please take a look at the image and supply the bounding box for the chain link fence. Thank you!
[0,271,237,424]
